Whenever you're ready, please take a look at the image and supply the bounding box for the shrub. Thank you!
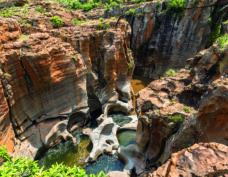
[125,9,136,16]
[183,106,190,113]
[0,146,10,161]
[95,22,111,30]
[110,2,118,7]
[81,3,94,12]
[165,69,176,76]
[51,16,63,28]
[166,0,186,14]
[35,6,46,13]
[72,18,86,26]
[0,146,107,177]
[99,17,104,22]
[218,34,228,50]
[168,114,183,123]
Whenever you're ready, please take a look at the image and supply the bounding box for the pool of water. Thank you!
[38,133,92,169]
[131,76,152,94]
[85,154,124,175]
[117,130,136,147]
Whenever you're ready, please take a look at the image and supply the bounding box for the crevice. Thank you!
[0,79,18,138]
[19,58,34,93]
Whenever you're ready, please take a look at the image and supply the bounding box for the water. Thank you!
[38,134,92,169]
[131,76,152,94]
[117,130,136,147]
[85,154,124,175]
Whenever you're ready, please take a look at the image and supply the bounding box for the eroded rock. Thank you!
[150,143,228,177]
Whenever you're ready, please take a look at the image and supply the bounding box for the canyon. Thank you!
[0,0,228,176]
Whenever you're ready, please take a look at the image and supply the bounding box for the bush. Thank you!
[51,16,63,28]
[166,0,186,14]
[0,146,10,161]
[0,146,106,177]
[35,6,46,13]
[183,107,190,113]
[125,9,136,16]
[218,34,228,50]
[95,22,111,30]
[99,17,104,22]
[168,114,183,123]
[165,69,176,76]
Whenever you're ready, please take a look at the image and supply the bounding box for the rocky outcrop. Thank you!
[135,43,228,173]
[150,143,228,177]
[0,2,133,159]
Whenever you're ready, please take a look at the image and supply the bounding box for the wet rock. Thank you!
[88,117,119,162]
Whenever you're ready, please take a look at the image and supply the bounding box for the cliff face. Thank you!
[132,0,214,78]
[0,2,133,158]
[135,43,228,172]
[104,0,214,78]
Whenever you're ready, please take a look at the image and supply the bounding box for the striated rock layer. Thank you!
[0,3,133,159]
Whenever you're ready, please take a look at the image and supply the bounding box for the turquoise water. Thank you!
[117,130,136,147]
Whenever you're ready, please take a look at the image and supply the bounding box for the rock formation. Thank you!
[149,143,228,177]
[0,1,133,159]
[134,42,228,174]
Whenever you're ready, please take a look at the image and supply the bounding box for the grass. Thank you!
[218,34,228,50]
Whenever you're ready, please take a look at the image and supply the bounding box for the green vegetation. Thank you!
[95,22,111,30]
[166,0,186,14]
[99,17,104,22]
[19,34,30,42]
[0,146,10,161]
[218,34,228,50]
[0,146,106,177]
[183,106,190,113]
[165,0,186,20]
[72,18,87,25]
[168,114,183,123]
[35,6,46,13]
[169,99,175,106]
[0,7,18,18]
[125,8,136,16]
[71,55,78,62]
[165,69,176,76]
[51,16,64,28]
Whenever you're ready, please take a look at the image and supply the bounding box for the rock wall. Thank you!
[0,2,133,159]
[135,43,228,173]
[105,0,215,78]
[132,0,215,78]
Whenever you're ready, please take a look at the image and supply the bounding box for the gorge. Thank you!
[0,0,228,176]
